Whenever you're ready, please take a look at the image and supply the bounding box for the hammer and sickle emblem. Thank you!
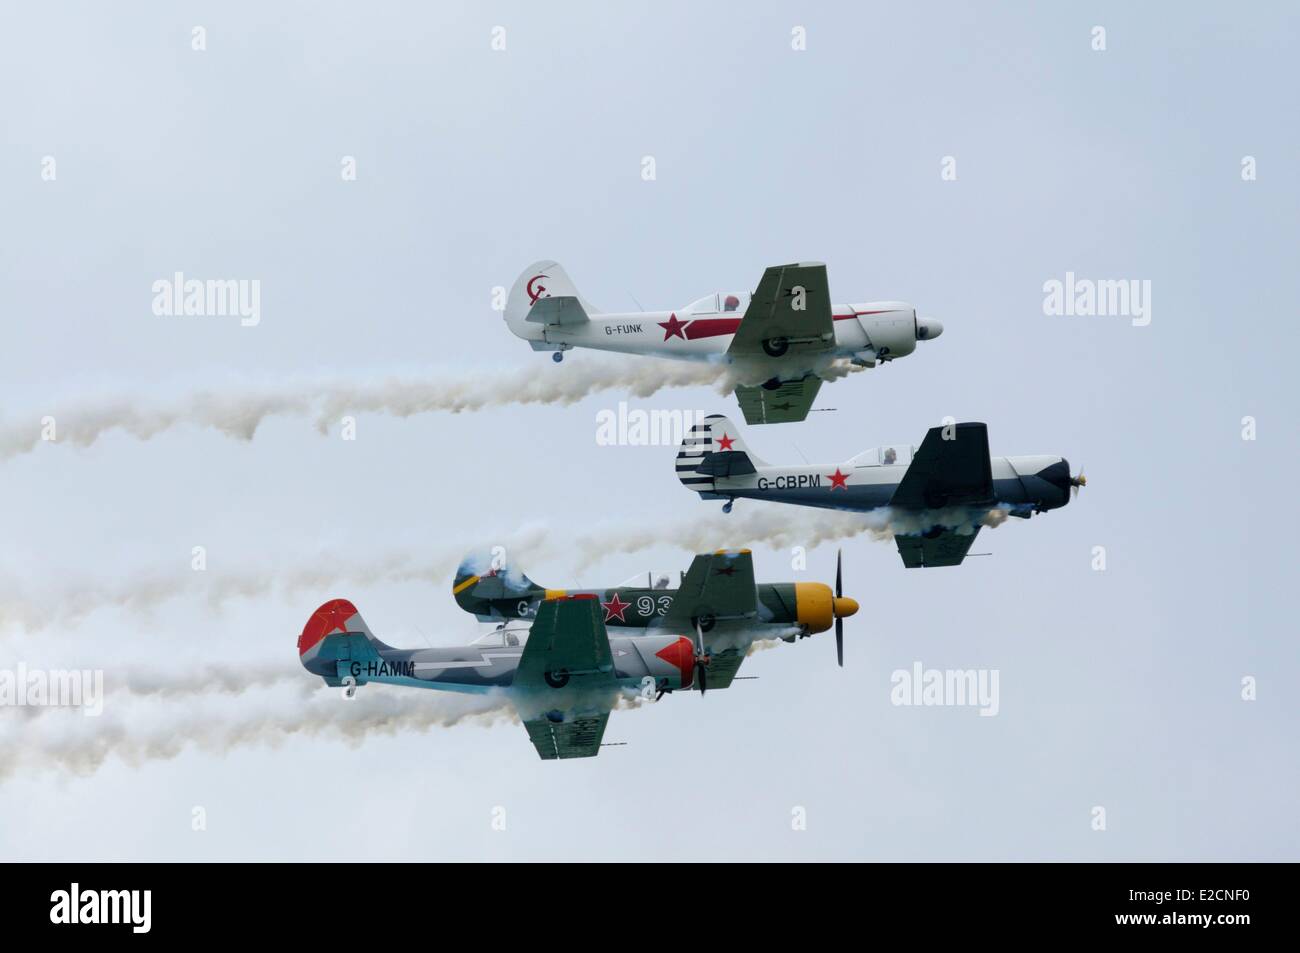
[526,274,549,305]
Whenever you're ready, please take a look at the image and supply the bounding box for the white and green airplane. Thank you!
[503,260,943,424]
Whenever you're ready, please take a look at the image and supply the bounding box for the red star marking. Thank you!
[602,592,632,623]
[716,433,735,451]
[827,468,849,490]
[658,313,688,341]
[317,600,355,634]
[297,598,358,656]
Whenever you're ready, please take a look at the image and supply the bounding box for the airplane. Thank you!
[503,259,943,425]
[675,415,1085,569]
[299,549,859,760]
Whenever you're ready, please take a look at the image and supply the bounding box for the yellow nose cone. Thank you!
[834,597,859,619]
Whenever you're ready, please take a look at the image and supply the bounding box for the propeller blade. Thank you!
[835,549,843,598]
[836,616,844,667]
[698,665,707,696]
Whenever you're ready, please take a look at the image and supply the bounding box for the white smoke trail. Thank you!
[0,506,1013,635]
[0,355,878,460]
[0,681,516,781]
[120,663,304,698]
[0,359,733,460]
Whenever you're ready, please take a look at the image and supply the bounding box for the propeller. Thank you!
[835,549,844,667]
[693,619,711,695]
[1070,466,1087,499]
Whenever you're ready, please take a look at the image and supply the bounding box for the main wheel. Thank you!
[552,351,564,363]
[762,337,790,357]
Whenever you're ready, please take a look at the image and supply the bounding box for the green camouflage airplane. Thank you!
[453,548,859,672]
[301,550,858,759]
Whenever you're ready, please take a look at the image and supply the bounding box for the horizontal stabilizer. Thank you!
[526,295,590,326]
[691,450,757,478]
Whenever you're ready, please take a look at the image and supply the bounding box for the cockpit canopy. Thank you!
[471,623,529,648]
[849,445,917,467]
[617,570,676,590]
[685,292,748,315]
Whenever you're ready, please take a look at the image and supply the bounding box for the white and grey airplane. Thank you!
[676,415,1085,568]
[503,260,943,424]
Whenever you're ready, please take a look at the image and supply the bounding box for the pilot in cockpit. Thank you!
[724,294,741,312]
[883,447,898,465]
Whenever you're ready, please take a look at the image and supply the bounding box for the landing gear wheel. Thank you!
[552,351,564,363]
[761,377,784,391]
[696,614,716,633]
[544,670,571,688]
[722,500,733,514]
[762,337,790,357]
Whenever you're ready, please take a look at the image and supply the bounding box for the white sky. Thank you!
[1,1,1296,860]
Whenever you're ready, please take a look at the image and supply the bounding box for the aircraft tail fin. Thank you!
[298,598,393,681]
[452,551,544,620]
[505,260,600,342]
[675,414,765,499]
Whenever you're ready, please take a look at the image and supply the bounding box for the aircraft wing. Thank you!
[889,422,994,509]
[523,712,610,760]
[727,263,834,359]
[895,527,981,568]
[515,597,617,689]
[733,374,822,425]
[514,596,618,760]
[698,646,746,690]
[662,550,758,628]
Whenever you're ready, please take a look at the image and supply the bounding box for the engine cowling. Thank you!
[858,308,918,361]
[632,634,696,690]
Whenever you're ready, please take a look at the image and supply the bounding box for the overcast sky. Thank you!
[1,1,1296,860]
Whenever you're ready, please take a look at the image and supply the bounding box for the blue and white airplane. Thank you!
[676,416,1085,568]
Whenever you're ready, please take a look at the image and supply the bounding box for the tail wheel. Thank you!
[762,337,790,357]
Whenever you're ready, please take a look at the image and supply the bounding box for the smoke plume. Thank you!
[0,359,732,459]
[0,506,1012,635]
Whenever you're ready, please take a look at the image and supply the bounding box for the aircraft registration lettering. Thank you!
[349,660,416,678]
[758,474,822,490]
[605,323,644,336]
